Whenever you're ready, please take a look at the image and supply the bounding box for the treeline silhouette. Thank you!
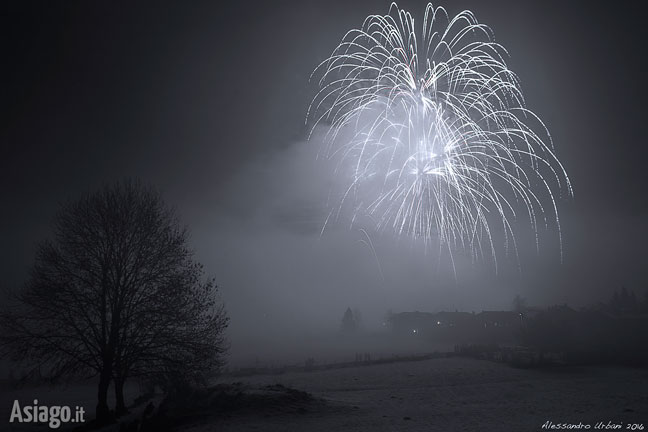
[518,289,648,366]
[389,289,648,367]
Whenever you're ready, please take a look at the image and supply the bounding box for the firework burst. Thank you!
[308,3,572,269]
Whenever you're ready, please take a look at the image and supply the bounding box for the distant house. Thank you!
[434,311,475,328]
[389,311,477,334]
[388,304,648,365]
[389,311,438,334]
[477,311,521,328]
[391,310,526,333]
[390,309,526,345]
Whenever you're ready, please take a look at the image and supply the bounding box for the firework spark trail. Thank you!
[308,3,572,270]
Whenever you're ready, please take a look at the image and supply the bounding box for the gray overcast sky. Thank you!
[1,1,647,358]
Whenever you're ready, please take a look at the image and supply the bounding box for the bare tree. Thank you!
[112,263,228,412]
[0,180,228,422]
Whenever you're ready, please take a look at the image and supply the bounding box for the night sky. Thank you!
[2,1,647,362]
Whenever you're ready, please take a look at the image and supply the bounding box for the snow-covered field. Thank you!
[2,357,646,431]
[197,357,648,432]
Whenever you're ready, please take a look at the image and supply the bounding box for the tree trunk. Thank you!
[96,368,112,424]
[114,375,127,416]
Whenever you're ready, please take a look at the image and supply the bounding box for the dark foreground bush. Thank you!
[117,382,320,432]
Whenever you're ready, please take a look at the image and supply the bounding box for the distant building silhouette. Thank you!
[478,311,520,328]
[388,309,521,345]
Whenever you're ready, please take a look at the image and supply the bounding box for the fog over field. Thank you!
[1,0,647,430]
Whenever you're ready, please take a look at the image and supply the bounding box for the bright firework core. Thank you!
[308,3,572,268]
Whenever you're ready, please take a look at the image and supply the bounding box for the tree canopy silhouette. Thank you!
[0,180,228,422]
[341,307,357,333]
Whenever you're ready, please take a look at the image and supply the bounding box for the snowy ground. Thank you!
[193,357,648,432]
[2,357,646,431]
